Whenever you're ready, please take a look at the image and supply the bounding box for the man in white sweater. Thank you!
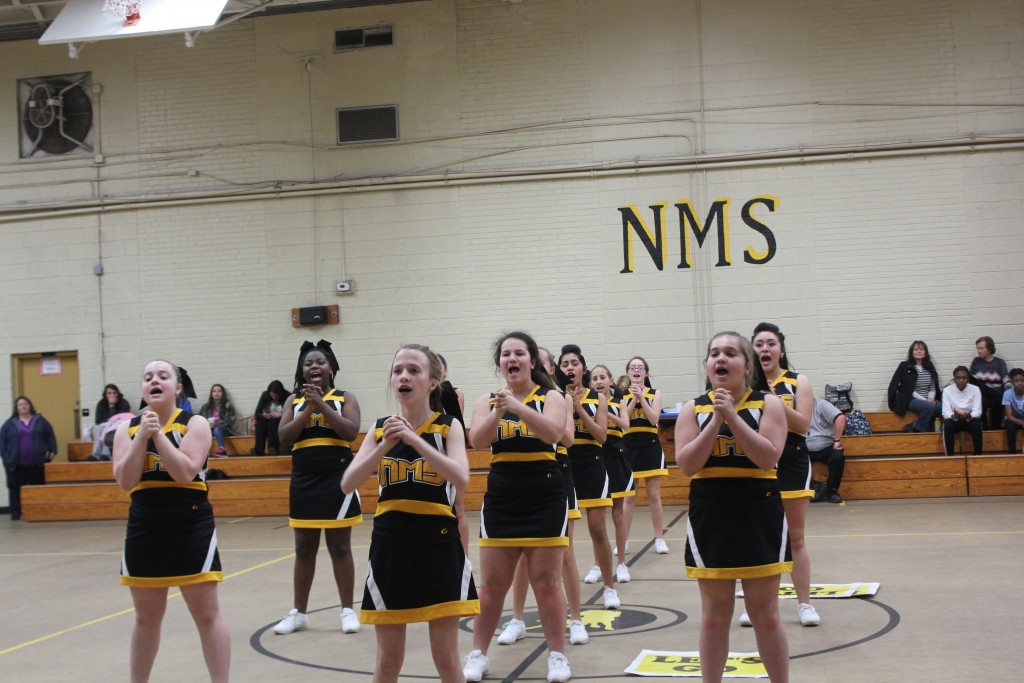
[942,366,984,455]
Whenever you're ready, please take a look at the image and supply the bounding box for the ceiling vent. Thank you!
[335,24,394,52]
[19,72,94,158]
[337,105,399,145]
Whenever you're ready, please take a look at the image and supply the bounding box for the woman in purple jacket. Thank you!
[1,396,57,520]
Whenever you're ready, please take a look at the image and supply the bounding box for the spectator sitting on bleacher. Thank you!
[92,384,131,459]
[970,336,1010,430]
[942,367,983,456]
[199,384,237,457]
[1002,368,1024,454]
[807,398,847,504]
[252,380,287,455]
[887,341,942,433]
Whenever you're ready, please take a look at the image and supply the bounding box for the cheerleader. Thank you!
[112,361,230,683]
[620,357,668,554]
[497,345,588,648]
[676,332,790,683]
[342,345,478,682]
[557,345,619,609]
[589,364,634,582]
[463,332,571,683]
[273,340,363,636]
[745,322,819,627]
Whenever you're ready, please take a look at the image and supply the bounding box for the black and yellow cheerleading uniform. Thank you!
[568,388,612,509]
[120,410,222,587]
[558,444,581,521]
[603,391,636,499]
[479,385,569,547]
[360,413,479,624]
[289,389,363,528]
[623,387,668,478]
[684,390,792,579]
[770,371,812,499]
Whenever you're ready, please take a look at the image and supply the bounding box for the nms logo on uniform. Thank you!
[619,196,778,273]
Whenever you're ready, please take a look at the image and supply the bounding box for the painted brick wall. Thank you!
[0,0,1022,435]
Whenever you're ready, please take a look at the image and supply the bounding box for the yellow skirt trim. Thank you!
[578,498,613,509]
[633,468,669,479]
[120,571,223,588]
[480,536,569,548]
[360,599,480,625]
[611,490,637,499]
[685,561,793,580]
[781,489,814,500]
[290,516,363,529]
[568,509,582,520]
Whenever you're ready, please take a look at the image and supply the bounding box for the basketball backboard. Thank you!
[40,0,230,47]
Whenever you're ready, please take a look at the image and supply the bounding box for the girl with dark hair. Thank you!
[199,384,237,457]
[676,332,790,683]
[274,340,364,637]
[1,396,56,520]
[589,364,635,582]
[342,344,477,683]
[748,322,818,628]
[620,356,668,554]
[971,336,1011,430]
[93,384,133,459]
[463,331,572,683]
[96,384,131,426]
[497,341,587,649]
[887,341,942,432]
[252,380,288,455]
[111,361,229,683]
[558,345,619,612]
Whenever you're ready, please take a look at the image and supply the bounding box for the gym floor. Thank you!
[2,496,1022,682]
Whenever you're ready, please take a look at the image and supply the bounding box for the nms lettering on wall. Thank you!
[619,196,778,273]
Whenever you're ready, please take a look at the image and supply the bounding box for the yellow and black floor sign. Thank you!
[736,582,880,599]
[624,650,767,678]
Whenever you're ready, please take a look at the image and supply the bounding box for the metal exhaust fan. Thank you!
[19,73,94,158]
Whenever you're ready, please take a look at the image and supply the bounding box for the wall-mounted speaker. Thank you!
[291,305,339,328]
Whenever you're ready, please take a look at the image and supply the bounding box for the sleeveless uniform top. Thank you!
[770,370,807,446]
[371,412,458,534]
[291,389,353,473]
[691,389,777,483]
[127,409,207,496]
[624,387,659,448]
[489,385,559,470]
[568,387,603,460]
[605,392,624,448]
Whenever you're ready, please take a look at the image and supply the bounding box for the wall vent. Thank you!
[18,72,94,158]
[337,105,398,145]
[335,24,394,52]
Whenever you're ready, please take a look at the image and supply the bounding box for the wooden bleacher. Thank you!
[22,412,1024,522]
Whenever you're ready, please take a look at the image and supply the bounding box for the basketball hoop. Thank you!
[103,0,141,27]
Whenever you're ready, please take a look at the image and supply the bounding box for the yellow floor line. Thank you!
[0,552,295,657]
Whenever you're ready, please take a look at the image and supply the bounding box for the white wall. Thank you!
[0,0,1022,432]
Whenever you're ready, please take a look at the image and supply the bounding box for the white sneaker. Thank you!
[654,538,669,554]
[497,618,526,645]
[615,563,631,583]
[568,619,588,645]
[739,611,752,627]
[798,603,821,627]
[273,608,308,635]
[583,565,602,584]
[547,651,571,682]
[463,649,490,682]
[603,586,621,609]
[340,607,360,633]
